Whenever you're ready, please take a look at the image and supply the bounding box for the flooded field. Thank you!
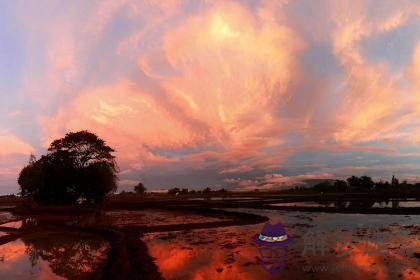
[269,200,420,209]
[0,212,17,224]
[0,202,417,279]
[0,232,109,279]
[187,197,258,201]
[104,209,233,226]
[143,209,420,279]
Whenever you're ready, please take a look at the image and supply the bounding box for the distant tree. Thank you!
[18,131,117,204]
[346,176,361,188]
[168,188,180,195]
[360,176,374,191]
[333,180,347,192]
[374,180,391,192]
[134,182,146,194]
[179,188,189,195]
[346,176,374,191]
[203,187,212,194]
[391,175,399,187]
[313,181,332,192]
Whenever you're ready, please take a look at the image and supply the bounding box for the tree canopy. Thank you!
[18,131,118,204]
[134,182,146,194]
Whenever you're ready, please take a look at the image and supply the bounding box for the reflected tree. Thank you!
[22,232,108,279]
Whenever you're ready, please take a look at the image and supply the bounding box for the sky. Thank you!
[1,0,420,193]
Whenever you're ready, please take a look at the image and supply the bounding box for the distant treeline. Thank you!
[165,176,420,195]
[117,176,420,196]
[311,175,420,194]
[118,186,228,195]
[166,187,227,195]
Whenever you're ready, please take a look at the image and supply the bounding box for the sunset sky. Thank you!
[1,0,420,193]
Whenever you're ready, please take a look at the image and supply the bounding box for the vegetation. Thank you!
[166,187,230,195]
[134,182,146,194]
[167,188,180,195]
[203,187,212,194]
[313,175,420,195]
[18,131,118,204]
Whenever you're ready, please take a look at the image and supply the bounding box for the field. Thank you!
[0,193,418,279]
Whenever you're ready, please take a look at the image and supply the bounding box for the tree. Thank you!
[333,180,347,192]
[346,175,374,192]
[203,187,212,194]
[28,154,37,165]
[346,176,361,188]
[313,181,332,192]
[374,180,391,192]
[18,156,44,197]
[391,175,399,187]
[167,188,180,195]
[360,176,374,191]
[134,182,146,194]
[18,131,117,204]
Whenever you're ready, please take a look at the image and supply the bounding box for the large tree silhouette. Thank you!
[18,130,118,204]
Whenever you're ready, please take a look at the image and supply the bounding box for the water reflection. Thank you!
[143,209,420,279]
[188,197,257,201]
[0,232,109,279]
[270,199,420,209]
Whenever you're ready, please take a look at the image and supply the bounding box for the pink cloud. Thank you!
[0,130,33,157]
[4,0,420,190]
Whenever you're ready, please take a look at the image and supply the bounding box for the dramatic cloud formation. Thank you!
[1,0,420,192]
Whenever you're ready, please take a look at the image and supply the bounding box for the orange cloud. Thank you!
[39,1,304,174]
[14,0,420,189]
[38,80,192,167]
[330,1,420,143]
[0,131,33,156]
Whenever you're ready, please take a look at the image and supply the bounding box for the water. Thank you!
[0,212,17,224]
[188,197,258,201]
[0,232,109,279]
[269,200,420,209]
[143,209,420,279]
[0,220,22,229]
[104,209,232,226]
